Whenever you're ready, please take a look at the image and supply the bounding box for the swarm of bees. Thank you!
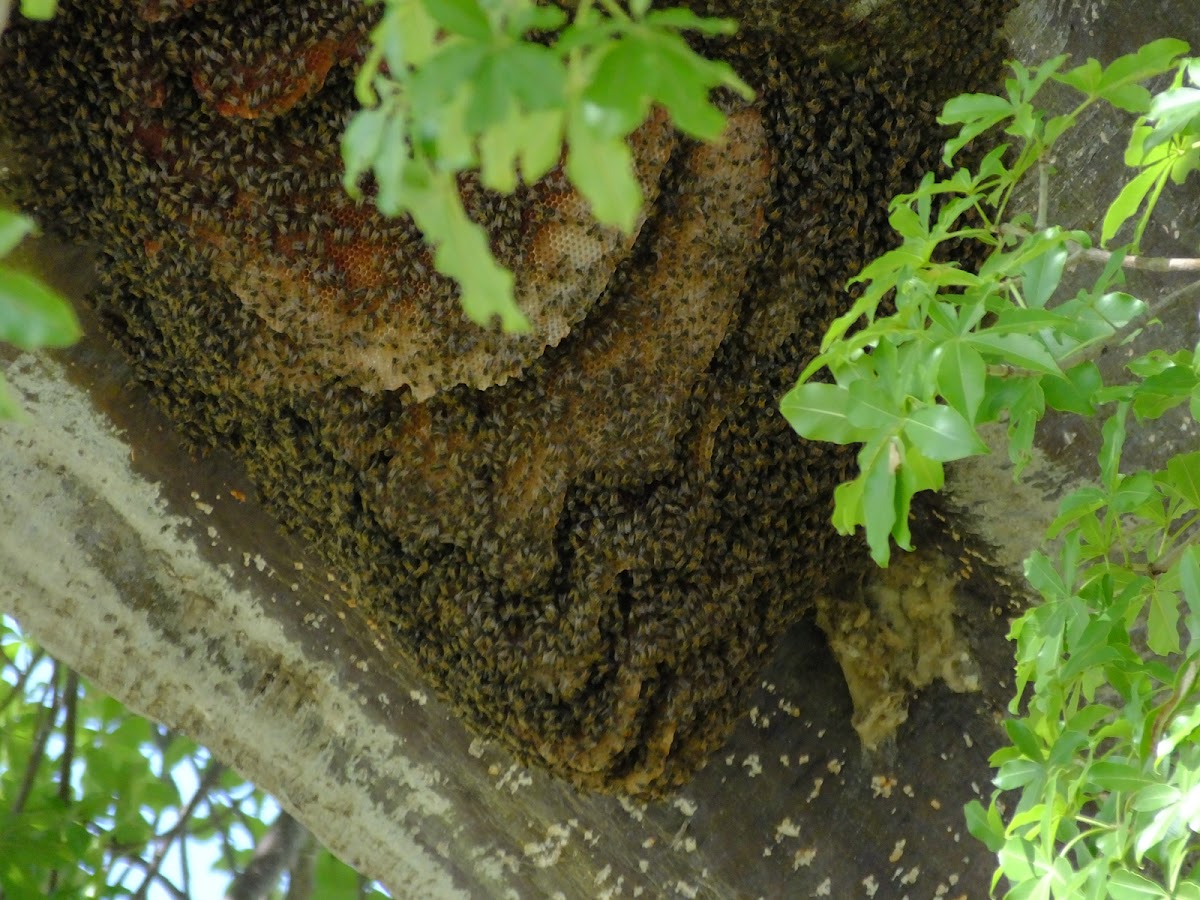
[0,0,1011,795]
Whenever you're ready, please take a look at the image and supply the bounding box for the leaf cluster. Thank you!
[0,619,382,899]
[343,0,750,330]
[782,37,1200,896]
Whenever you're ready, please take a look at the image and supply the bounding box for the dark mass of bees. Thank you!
[0,0,1011,796]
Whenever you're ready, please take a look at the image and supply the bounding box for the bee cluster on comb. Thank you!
[0,0,1011,795]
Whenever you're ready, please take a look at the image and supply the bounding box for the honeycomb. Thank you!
[0,0,1013,795]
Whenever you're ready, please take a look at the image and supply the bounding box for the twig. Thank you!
[284,830,317,900]
[131,761,225,900]
[57,670,79,803]
[1069,245,1200,272]
[224,810,308,900]
[1003,223,1200,273]
[11,661,61,815]
[46,670,80,895]
[0,648,46,718]
[180,829,191,899]
[114,853,188,900]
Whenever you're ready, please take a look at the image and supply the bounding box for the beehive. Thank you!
[0,0,1011,795]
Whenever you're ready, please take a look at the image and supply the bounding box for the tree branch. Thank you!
[284,830,317,900]
[0,648,46,718]
[11,660,61,815]
[1069,245,1200,272]
[131,760,225,900]
[115,853,189,900]
[57,670,78,803]
[224,810,308,900]
[46,670,80,895]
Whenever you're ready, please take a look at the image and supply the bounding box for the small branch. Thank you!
[114,853,188,900]
[11,661,61,815]
[284,831,317,900]
[57,670,79,804]
[1003,224,1200,273]
[1069,245,1200,272]
[131,761,225,900]
[180,830,191,899]
[0,648,46,718]
[224,810,308,900]
[46,671,79,896]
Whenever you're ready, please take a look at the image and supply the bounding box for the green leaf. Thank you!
[518,108,564,183]
[1025,550,1066,600]
[780,382,869,444]
[1087,760,1155,793]
[1021,242,1068,308]
[403,168,527,331]
[832,477,864,537]
[340,108,389,198]
[0,266,81,350]
[1102,165,1163,246]
[478,119,522,193]
[1091,290,1146,330]
[1132,783,1181,813]
[1099,404,1128,489]
[967,332,1061,375]
[422,0,492,41]
[936,342,987,423]
[1096,38,1192,109]
[1107,868,1171,899]
[903,405,989,462]
[938,93,1015,164]
[0,209,35,257]
[1134,366,1198,419]
[1148,590,1182,656]
[499,43,565,111]
[644,8,739,35]
[859,437,900,566]
[19,0,58,19]
[1004,717,1045,761]
[1145,86,1200,154]
[582,40,657,138]
[1042,362,1101,416]
[1164,451,1200,510]
[565,114,641,233]
[994,757,1043,790]
[1057,58,1103,96]
[964,799,1006,852]
[1182,547,1200,607]
[938,92,1012,124]
[647,32,748,137]
[846,379,903,430]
